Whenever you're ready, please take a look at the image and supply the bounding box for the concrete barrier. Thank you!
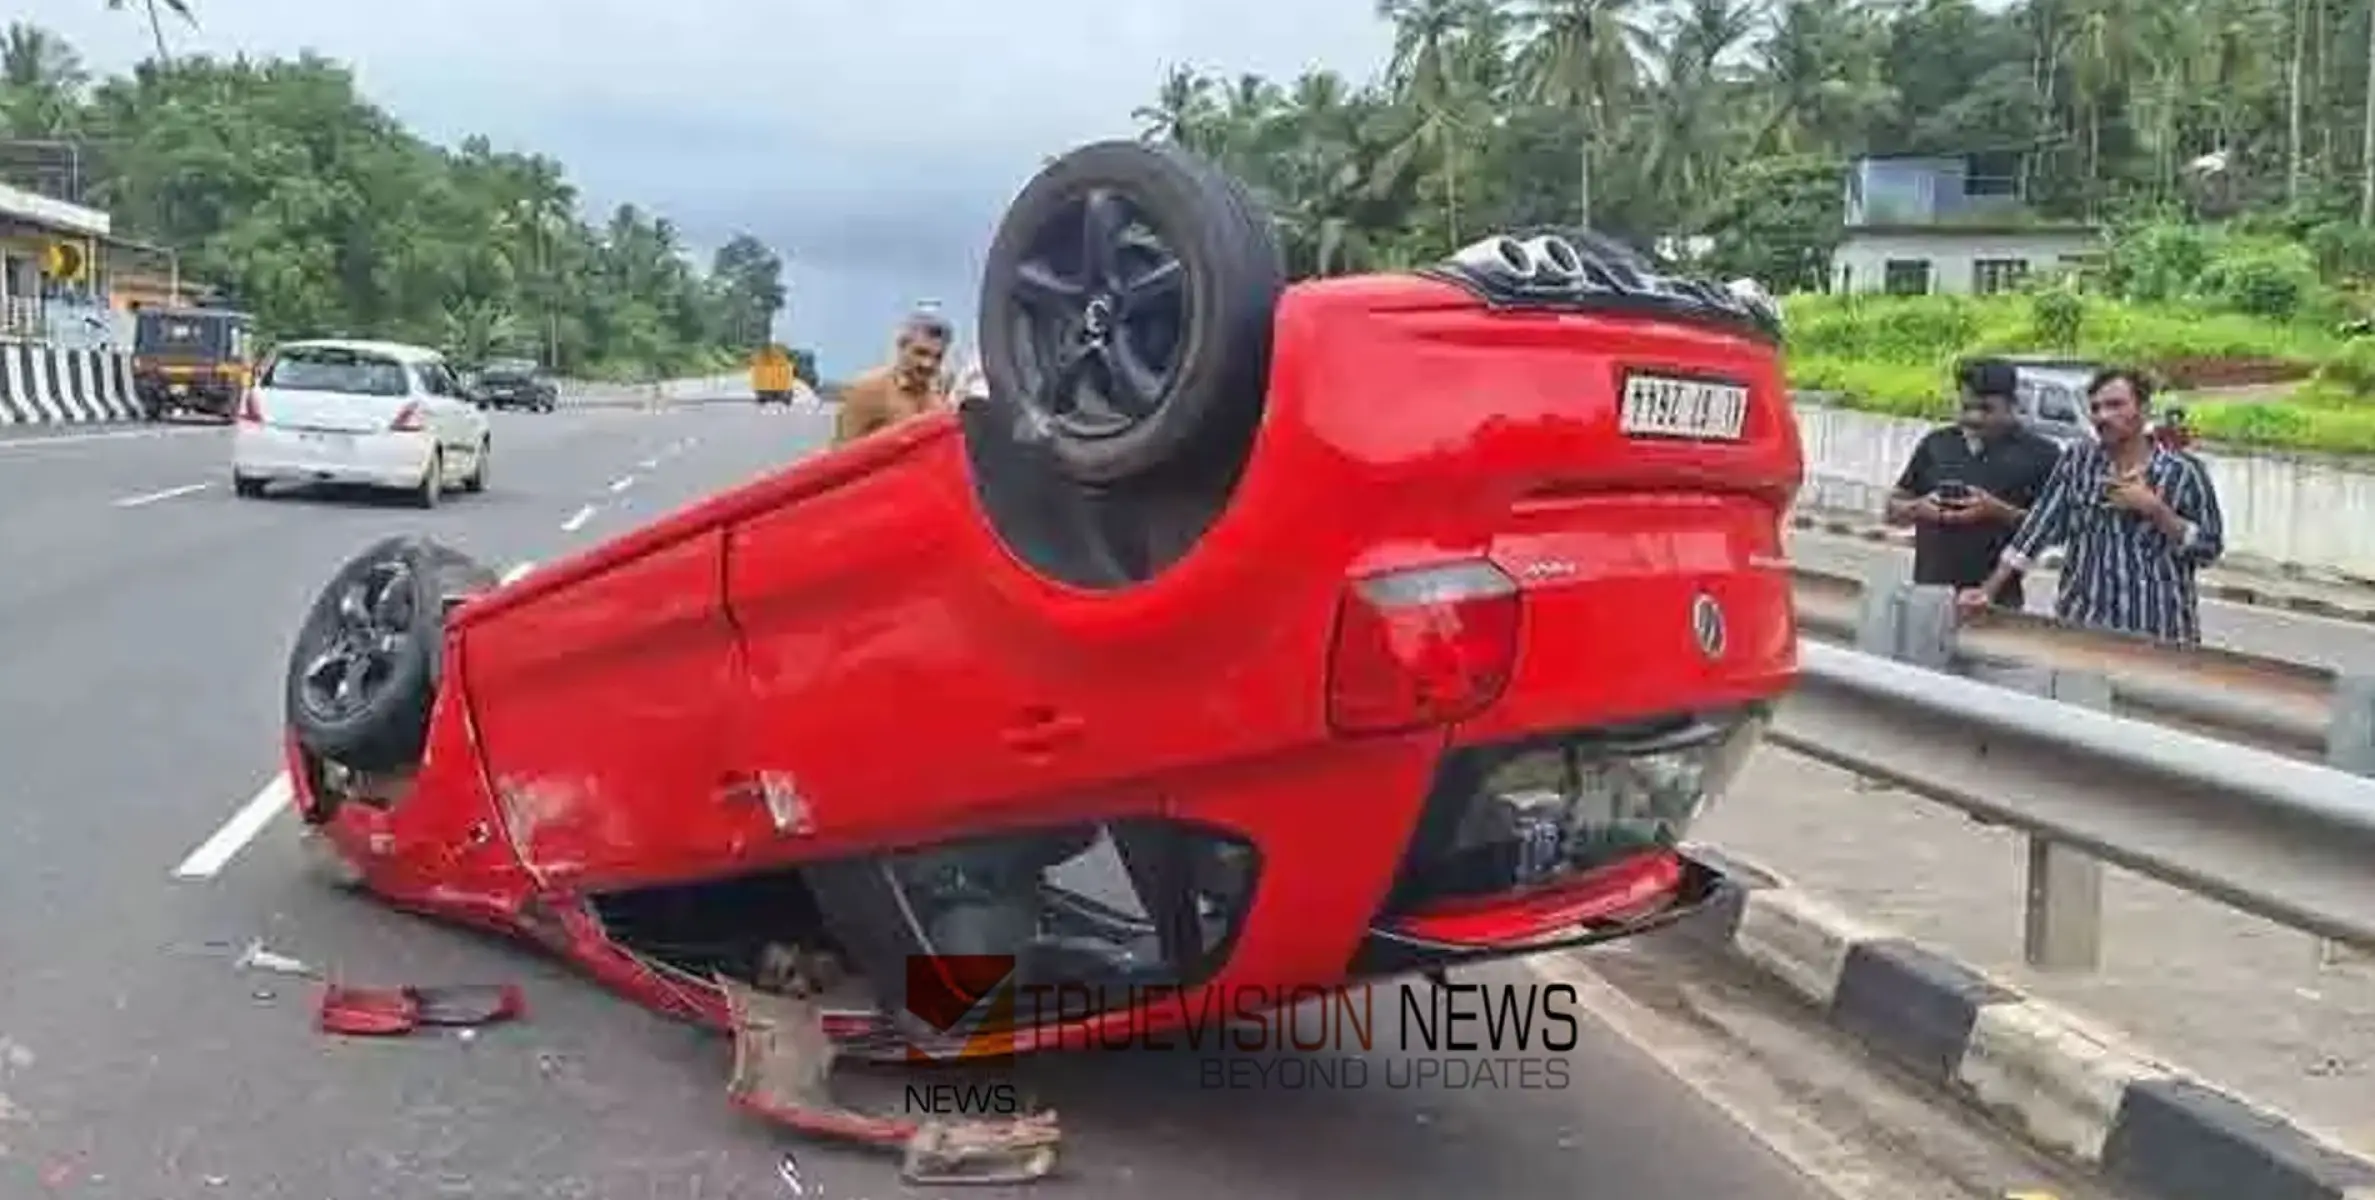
[0,342,141,426]
[1793,400,2375,583]
[547,372,764,410]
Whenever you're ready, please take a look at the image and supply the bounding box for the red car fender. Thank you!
[291,632,537,934]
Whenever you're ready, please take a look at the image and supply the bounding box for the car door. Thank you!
[413,360,482,458]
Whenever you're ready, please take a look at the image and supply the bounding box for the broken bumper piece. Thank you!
[719,975,1061,1186]
[317,983,528,1036]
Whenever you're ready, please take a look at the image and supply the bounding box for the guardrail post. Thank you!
[1852,559,1906,656]
[1853,564,1956,670]
[2319,676,2375,968]
[2018,669,2111,972]
[2330,675,2375,778]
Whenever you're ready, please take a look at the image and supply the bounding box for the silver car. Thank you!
[1999,356,2101,446]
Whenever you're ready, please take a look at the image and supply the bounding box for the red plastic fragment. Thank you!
[316,982,527,1036]
[317,984,420,1036]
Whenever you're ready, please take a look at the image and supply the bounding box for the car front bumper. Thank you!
[233,424,437,489]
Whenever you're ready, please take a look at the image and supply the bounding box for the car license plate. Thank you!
[1619,373,1749,441]
[298,430,354,450]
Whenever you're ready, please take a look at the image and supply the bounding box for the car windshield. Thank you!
[263,348,411,396]
[481,359,538,379]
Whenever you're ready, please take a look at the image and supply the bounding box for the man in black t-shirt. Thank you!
[1883,358,2062,610]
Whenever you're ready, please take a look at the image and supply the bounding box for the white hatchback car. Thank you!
[231,338,491,506]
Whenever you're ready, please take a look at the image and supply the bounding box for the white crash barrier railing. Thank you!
[1773,595,2375,974]
[1789,558,2375,773]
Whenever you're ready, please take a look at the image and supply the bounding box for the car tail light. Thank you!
[390,402,427,431]
[1326,559,1521,734]
[236,389,262,424]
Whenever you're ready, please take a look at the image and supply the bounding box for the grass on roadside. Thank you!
[1779,292,2375,456]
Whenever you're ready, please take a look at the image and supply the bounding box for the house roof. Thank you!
[0,179,107,238]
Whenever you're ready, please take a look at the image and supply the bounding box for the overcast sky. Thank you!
[20,0,1394,372]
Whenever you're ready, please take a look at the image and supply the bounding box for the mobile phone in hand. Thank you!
[1936,481,1972,504]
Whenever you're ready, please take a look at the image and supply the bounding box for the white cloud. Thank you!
[18,0,1393,370]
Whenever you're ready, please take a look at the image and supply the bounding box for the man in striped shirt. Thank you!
[1957,368,2226,644]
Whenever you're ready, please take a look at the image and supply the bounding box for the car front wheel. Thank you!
[284,536,499,773]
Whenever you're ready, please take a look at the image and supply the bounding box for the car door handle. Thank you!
[1002,708,1083,752]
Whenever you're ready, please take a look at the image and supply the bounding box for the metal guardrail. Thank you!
[1778,559,2375,972]
[1789,559,2370,769]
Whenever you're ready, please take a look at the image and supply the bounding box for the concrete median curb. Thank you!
[1784,511,2375,626]
[559,393,751,411]
[1668,845,2375,1200]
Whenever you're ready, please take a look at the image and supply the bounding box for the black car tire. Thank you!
[284,536,498,774]
[413,451,443,509]
[978,139,1285,486]
[461,438,489,492]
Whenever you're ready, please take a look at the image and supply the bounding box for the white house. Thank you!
[1831,153,2102,296]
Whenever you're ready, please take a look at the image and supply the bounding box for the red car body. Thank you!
[286,270,1803,1058]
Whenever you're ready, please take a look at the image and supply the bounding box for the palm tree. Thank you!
[1375,0,1498,245]
[1510,0,1652,227]
[102,0,195,64]
[1636,0,1758,223]
[1133,65,1215,147]
[1269,70,1375,274]
[1,23,92,136]
[1748,0,1894,157]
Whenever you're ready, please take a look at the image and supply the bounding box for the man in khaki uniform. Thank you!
[833,310,955,446]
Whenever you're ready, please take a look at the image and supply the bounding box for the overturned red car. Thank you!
[276,139,1801,1175]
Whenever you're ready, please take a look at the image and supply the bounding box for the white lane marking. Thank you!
[637,458,660,470]
[0,426,212,454]
[499,560,536,585]
[608,475,636,493]
[562,504,597,532]
[172,773,291,879]
[113,482,210,508]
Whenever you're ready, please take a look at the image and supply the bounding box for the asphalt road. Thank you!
[0,403,1843,1199]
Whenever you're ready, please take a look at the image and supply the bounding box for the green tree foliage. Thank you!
[0,23,785,380]
[1129,0,2375,285]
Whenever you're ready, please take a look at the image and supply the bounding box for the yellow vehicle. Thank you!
[133,306,256,421]
[751,344,795,406]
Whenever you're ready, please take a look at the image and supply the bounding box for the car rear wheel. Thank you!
[978,139,1285,486]
[412,450,443,509]
[232,472,266,499]
[284,536,498,773]
[461,438,489,493]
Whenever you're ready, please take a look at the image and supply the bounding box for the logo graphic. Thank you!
[904,954,1021,1061]
[1690,592,1726,660]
